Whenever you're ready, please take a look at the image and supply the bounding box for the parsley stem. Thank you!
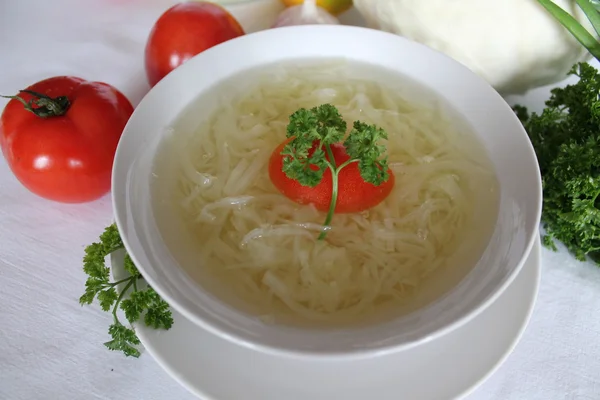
[109,277,134,287]
[112,278,135,324]
[337,158,357,171]
[319,166,339,240]
[318,145,359,241]
[325,143,336,165]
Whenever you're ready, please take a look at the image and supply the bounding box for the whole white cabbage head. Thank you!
[353,0,596,94]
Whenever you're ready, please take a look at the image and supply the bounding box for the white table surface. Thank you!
[1,1,600,399]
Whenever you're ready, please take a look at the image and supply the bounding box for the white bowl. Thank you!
[113,25,542,359]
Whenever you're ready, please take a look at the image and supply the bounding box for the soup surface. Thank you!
[152,59,499,328]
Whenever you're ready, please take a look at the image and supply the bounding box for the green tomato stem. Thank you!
[0,90,70,118]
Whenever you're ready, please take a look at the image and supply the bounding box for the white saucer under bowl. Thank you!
[110,238,541,400]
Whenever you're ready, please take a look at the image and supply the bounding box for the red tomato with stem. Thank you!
[269,139,395,214]
[145,2,245,87]
[0,76,134,203]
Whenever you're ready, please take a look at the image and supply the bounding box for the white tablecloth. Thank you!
[1,1,600,399]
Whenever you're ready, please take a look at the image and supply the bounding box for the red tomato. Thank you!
[0,76,134,203]
[144,2,245,87]
[269,140,395,213]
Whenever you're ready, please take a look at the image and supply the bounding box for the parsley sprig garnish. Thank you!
[80,224,173,357]
[281,104,390,239]
[516,64,600,262]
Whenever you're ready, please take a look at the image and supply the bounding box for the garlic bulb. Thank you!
[272,0,340,28]
[354,0,595,94]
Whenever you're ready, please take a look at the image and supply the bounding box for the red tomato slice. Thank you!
[268,139,395,213]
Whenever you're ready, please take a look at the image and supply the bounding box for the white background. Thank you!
[1,0,600,399]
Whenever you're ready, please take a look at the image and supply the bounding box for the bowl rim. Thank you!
[112,24,543,360]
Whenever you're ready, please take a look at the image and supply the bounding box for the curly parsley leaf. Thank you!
[344,121,390,186]
[282,104,347,188]
[79,225,123,306]
[80,224,173,358]
[281,144,328,187]
[123,253,139,277]
[120,290,152,322]
[97,287,118,312]
[144,288,174,330]
[105,323,141,358]
[517,63,600,264]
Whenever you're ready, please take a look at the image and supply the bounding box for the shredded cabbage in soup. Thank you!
[152,60,499,327]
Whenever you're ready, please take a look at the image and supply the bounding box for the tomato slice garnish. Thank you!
[268,139,395,213]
